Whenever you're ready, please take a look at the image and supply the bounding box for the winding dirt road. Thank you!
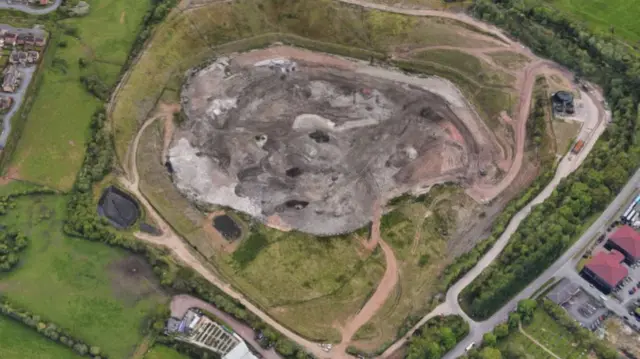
[120,115,331,359]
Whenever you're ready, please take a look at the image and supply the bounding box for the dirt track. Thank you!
[334,201,399,357]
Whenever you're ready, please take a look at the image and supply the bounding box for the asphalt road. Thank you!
[0,0,60,14]
[0,66,35,147]
[444,167,640,358]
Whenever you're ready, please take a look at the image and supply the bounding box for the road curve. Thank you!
[0,0,61,14]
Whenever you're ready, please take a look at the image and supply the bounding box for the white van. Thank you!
[465,342,475,352]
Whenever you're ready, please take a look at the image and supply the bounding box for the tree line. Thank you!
[459,0,640,320]
[0,296,105,358]
[0,230,28,272]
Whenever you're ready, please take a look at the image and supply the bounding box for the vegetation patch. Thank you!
[0,230,28,272]
[405,315,469,359]
[0,195,168,358]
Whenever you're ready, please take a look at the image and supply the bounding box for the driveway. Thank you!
[0,65,35,147]
[0,0,61,15]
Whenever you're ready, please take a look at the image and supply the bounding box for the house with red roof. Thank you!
[605,225,640,264]
[581,250,628,294]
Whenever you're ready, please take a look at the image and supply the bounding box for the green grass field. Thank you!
[10,0,152,190]
[539,0,640,46]
[144,345,189,359]
[498,308,589,359]
[0,316,83,359]
[0,194,167,358]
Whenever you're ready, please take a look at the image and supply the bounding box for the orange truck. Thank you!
[572,139,585,154]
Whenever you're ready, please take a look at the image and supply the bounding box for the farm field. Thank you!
[0,316,83,359]
[538,0,640,46]
[0,194,168,358]
[9,0,152,190]
[144,345,189,359]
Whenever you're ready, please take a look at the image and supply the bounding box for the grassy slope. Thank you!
[0,195,167,358]
[10,0,151,190]
[0,316,83,359]
[353,187,481,350]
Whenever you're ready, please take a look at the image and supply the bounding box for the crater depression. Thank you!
[169,48,502,235]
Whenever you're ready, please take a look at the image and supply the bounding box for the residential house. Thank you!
[26,51,38,64]
[15,34,25,46]
[2,65,21,93]
[0,96,13,111]
[580,250,628,294]
[34,37,45,48]
[23,34,34,47]
[4,32,17,47]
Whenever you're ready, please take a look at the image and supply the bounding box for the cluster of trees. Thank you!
[0,230,28,272]
[460,0,640,320]
[462,299,617,359]
[526,77,553,166]
[0,296,105,358]
[406,315,469,359]
[80,75,110,101]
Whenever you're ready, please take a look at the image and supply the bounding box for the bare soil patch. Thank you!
[107,255,165,306]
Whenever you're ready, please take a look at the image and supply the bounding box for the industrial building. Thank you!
[605,225,640,264]
[166,308,259,359]
[581,250,628,294]
[552,91,575,115]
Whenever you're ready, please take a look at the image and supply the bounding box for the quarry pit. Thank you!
[169,47,507,236]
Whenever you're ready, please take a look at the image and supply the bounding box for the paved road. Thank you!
[443,168,640,358]
[170,294,282,359]
[0,0,60,14]
[0,66,35,147]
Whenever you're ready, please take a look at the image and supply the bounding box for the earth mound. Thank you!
[169,50,500,235]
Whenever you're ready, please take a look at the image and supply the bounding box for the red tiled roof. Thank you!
[585,250,628,287]
[609,225,640,258]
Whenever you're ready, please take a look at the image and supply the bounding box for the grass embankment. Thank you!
[9,0,152,190]
[352,186,482,351]
[0,316,83,359]
[0,194,168,358]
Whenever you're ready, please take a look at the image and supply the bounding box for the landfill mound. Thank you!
[169,49,502,235]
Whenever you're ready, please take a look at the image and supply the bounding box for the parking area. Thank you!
[563,291,610,329]
[612,262,640,304]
